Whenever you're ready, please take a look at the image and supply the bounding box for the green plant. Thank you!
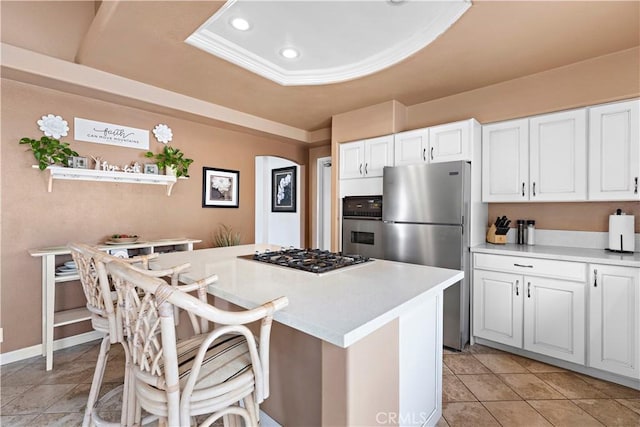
[213,224,241,247]
[144,145,194,178]
[19,136,78,170]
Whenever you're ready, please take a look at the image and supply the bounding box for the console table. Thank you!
[29,238,201,370]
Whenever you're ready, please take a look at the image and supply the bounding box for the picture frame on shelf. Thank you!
[144,163,159,174]
[68,156,88,169]
[202,167,239,208]
[271,166,296,213]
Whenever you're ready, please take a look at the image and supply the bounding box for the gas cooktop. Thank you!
[239,248,372,274]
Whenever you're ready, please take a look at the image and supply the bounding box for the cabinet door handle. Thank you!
[532,182,536,197]
[594,269,598,287]
[431,146,434,160]
[359,163,362,175]
[527,282,531,298]
[514,263,534,268]
[634,177,638,194]
[522,182,525,197]
[515,280,519,296]
[365,163,368,175]
[423,148,426,161]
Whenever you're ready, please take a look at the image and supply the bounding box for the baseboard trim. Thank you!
[260,410,281,427]
[475,337,640,390]
[0,331,102,365]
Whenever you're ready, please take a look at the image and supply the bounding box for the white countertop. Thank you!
[472,243,640,268]
[151,244,463,348]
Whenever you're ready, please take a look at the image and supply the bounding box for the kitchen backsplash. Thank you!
[488,202,640,233]
[501,228,640,250]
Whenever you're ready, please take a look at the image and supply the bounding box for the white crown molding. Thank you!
[185,1,471,86]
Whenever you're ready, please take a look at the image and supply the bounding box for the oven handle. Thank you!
[342,216,383,221]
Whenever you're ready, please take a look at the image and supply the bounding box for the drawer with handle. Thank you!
[474,253,586,282]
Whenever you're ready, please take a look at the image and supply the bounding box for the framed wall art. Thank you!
[202,167,239,208]
[144,163,159,174]
[271,166,296,213]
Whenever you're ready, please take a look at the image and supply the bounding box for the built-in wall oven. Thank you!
[341,196,384,259]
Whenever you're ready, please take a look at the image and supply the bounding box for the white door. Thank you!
[529,109,587,201]
[523,276,585,364]
[394,128,428,166]
[473,270,523,347]
[429,119,472,163]
[481,119,529,202]
[339,140,364,179]
[588,99,640,201]
[589,264,640,378]
[317,157,332,251]
[364,135,394,177]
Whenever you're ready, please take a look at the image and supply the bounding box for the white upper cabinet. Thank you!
[482,109,588,202]
[339,135,393,179]
[394,128,429,166]
[482,119,529,202]
[393,119,479,167]
[588,99,640,201]
[529,109,587,201]
[364,135,395,177]
[429,119,477,163]
[339,140,365,179]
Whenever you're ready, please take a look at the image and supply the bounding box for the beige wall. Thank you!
[0,79,307,353]
[330,48,640,246]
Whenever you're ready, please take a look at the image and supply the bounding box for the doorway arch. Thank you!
[255,156,302,247]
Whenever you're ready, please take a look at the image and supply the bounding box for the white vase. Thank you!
[165,165,177,176]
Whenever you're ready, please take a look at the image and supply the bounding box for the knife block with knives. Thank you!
[486,216,510,244]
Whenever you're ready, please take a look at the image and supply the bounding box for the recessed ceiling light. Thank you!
[280,47,299,59]
[230,18,250,31]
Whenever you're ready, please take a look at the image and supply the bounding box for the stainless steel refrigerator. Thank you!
[383,161,471,351]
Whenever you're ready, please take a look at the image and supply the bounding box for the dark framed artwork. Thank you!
[271,166,296,212]
[202,167,239,208]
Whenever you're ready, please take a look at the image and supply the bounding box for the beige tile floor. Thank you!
[1,340,639,426]
[440,345,640,427]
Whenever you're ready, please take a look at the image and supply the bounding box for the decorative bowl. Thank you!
[109,235,139,244]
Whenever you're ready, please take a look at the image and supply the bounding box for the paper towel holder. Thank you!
[605,208,635,254]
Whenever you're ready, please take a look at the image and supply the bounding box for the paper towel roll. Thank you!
[609,215,635,252]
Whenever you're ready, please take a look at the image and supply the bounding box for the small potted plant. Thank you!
[144,145,193,178]
[19,136,79,170]
[213,224,241,247]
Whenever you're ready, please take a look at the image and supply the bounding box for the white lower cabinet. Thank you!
[473,253,586,365]
[588,264,640,378]
[473,270,523,347]
[523,276,585,364]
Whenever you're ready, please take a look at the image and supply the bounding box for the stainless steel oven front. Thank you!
[341,196,384,259]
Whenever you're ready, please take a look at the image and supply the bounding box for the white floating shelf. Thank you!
[34,165,183,196]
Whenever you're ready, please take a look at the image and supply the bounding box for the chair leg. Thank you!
[83,335,111,427]
[243,394,260,426]
[121,343,137,426]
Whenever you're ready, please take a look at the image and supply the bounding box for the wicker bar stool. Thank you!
[69,243,209,427]
[108,258,288,426]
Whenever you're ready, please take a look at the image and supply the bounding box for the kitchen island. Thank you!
[152,244,463,426]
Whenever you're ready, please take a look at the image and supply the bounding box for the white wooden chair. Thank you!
[69,243,208,427]
[107,258,288,427]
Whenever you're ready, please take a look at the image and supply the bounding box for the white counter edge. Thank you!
[471,244,640,268]
[208,271,463,348]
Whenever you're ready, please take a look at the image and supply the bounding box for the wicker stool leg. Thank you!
[83,335,111,427]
